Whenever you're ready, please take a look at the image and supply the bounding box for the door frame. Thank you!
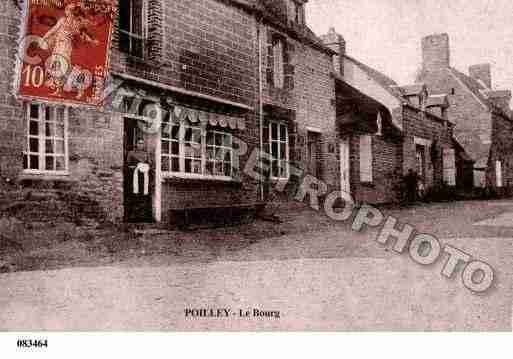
[340,138,351,195]
[122,114,162,223]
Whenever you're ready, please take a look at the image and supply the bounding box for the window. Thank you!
[119,0,147,58]
[496,160,503,187]
[267,32,294,90]
[272,39,285,89]
[291,1,304,24]
[206,131,233,178]
[161,116,234,179]
[23,103,68,174]
[359,135,373,182]
[263,121,289,179]
[443,148,456,186]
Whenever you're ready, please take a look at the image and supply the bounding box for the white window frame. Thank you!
[496,160,503,188]
[206,129,234,179]
[119,0,148,58]
[161,118,234,181]
[265,120,289,180]
[23,102,69,176]
[359,135,373,183]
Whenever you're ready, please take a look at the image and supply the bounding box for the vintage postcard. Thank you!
[0,0,512,355]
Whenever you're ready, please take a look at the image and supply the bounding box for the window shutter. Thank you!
[273,40,284,88]
[496,160,503,187]
[443,148,456,186]
[360,135,373,182]
[284,41,295,90]
[266,30,274,86]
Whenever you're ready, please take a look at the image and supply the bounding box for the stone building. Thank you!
[0,0,338,225]
[416,33,513,191]
[256,0,339,204]
[323,28,462,204]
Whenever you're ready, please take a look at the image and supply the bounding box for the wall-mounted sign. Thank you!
[15,0,116,106]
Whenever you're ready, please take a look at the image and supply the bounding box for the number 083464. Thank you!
[17,339,48,348]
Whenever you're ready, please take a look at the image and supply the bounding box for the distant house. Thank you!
[322,28,464,204]
[416,33,513,191]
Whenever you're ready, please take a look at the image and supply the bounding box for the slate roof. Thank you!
[342,54,406,100]
[426,94,449,108]
[398,84,427,96]
[451,67,513,120]
[229,0,335,55]
[449,67,492,109]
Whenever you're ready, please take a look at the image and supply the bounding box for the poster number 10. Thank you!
[22,65,45,88]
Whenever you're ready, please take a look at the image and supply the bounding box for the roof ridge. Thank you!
[343,54,405,100]
[448,67,491,110]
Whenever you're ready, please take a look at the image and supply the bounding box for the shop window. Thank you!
[119,0,147,59]
[206,131,233,178]
[359,135,373,183]
[263,121,289,179]
[161,116,234,179]
[23,103,68,174]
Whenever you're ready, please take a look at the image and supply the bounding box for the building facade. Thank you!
[1,0,261,225]
[1,3,495,228]
[416,33,513,191]
[324,28,460,204]
[0,0,340,225]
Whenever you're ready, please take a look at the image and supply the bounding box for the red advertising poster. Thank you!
[16,0,116,106]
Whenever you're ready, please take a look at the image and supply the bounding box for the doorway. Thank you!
[123,118,153,223]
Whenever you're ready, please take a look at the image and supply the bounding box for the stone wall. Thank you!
[261,23,338,192]
[349,106,456,205]
[0,0,260,225]
[111,0,258,108]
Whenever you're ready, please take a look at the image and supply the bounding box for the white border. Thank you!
[0,333,512,359]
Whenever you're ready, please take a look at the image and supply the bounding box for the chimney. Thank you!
[321,27,346,76]
[421,33,450,72]
[469,64,492,89]
[485,90,512,116]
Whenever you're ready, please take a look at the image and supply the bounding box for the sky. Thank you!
[307,0,513,91]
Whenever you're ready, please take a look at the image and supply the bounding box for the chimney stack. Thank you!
[421,33,450,72]
[469,64,492,89]
[321,27,346,76]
